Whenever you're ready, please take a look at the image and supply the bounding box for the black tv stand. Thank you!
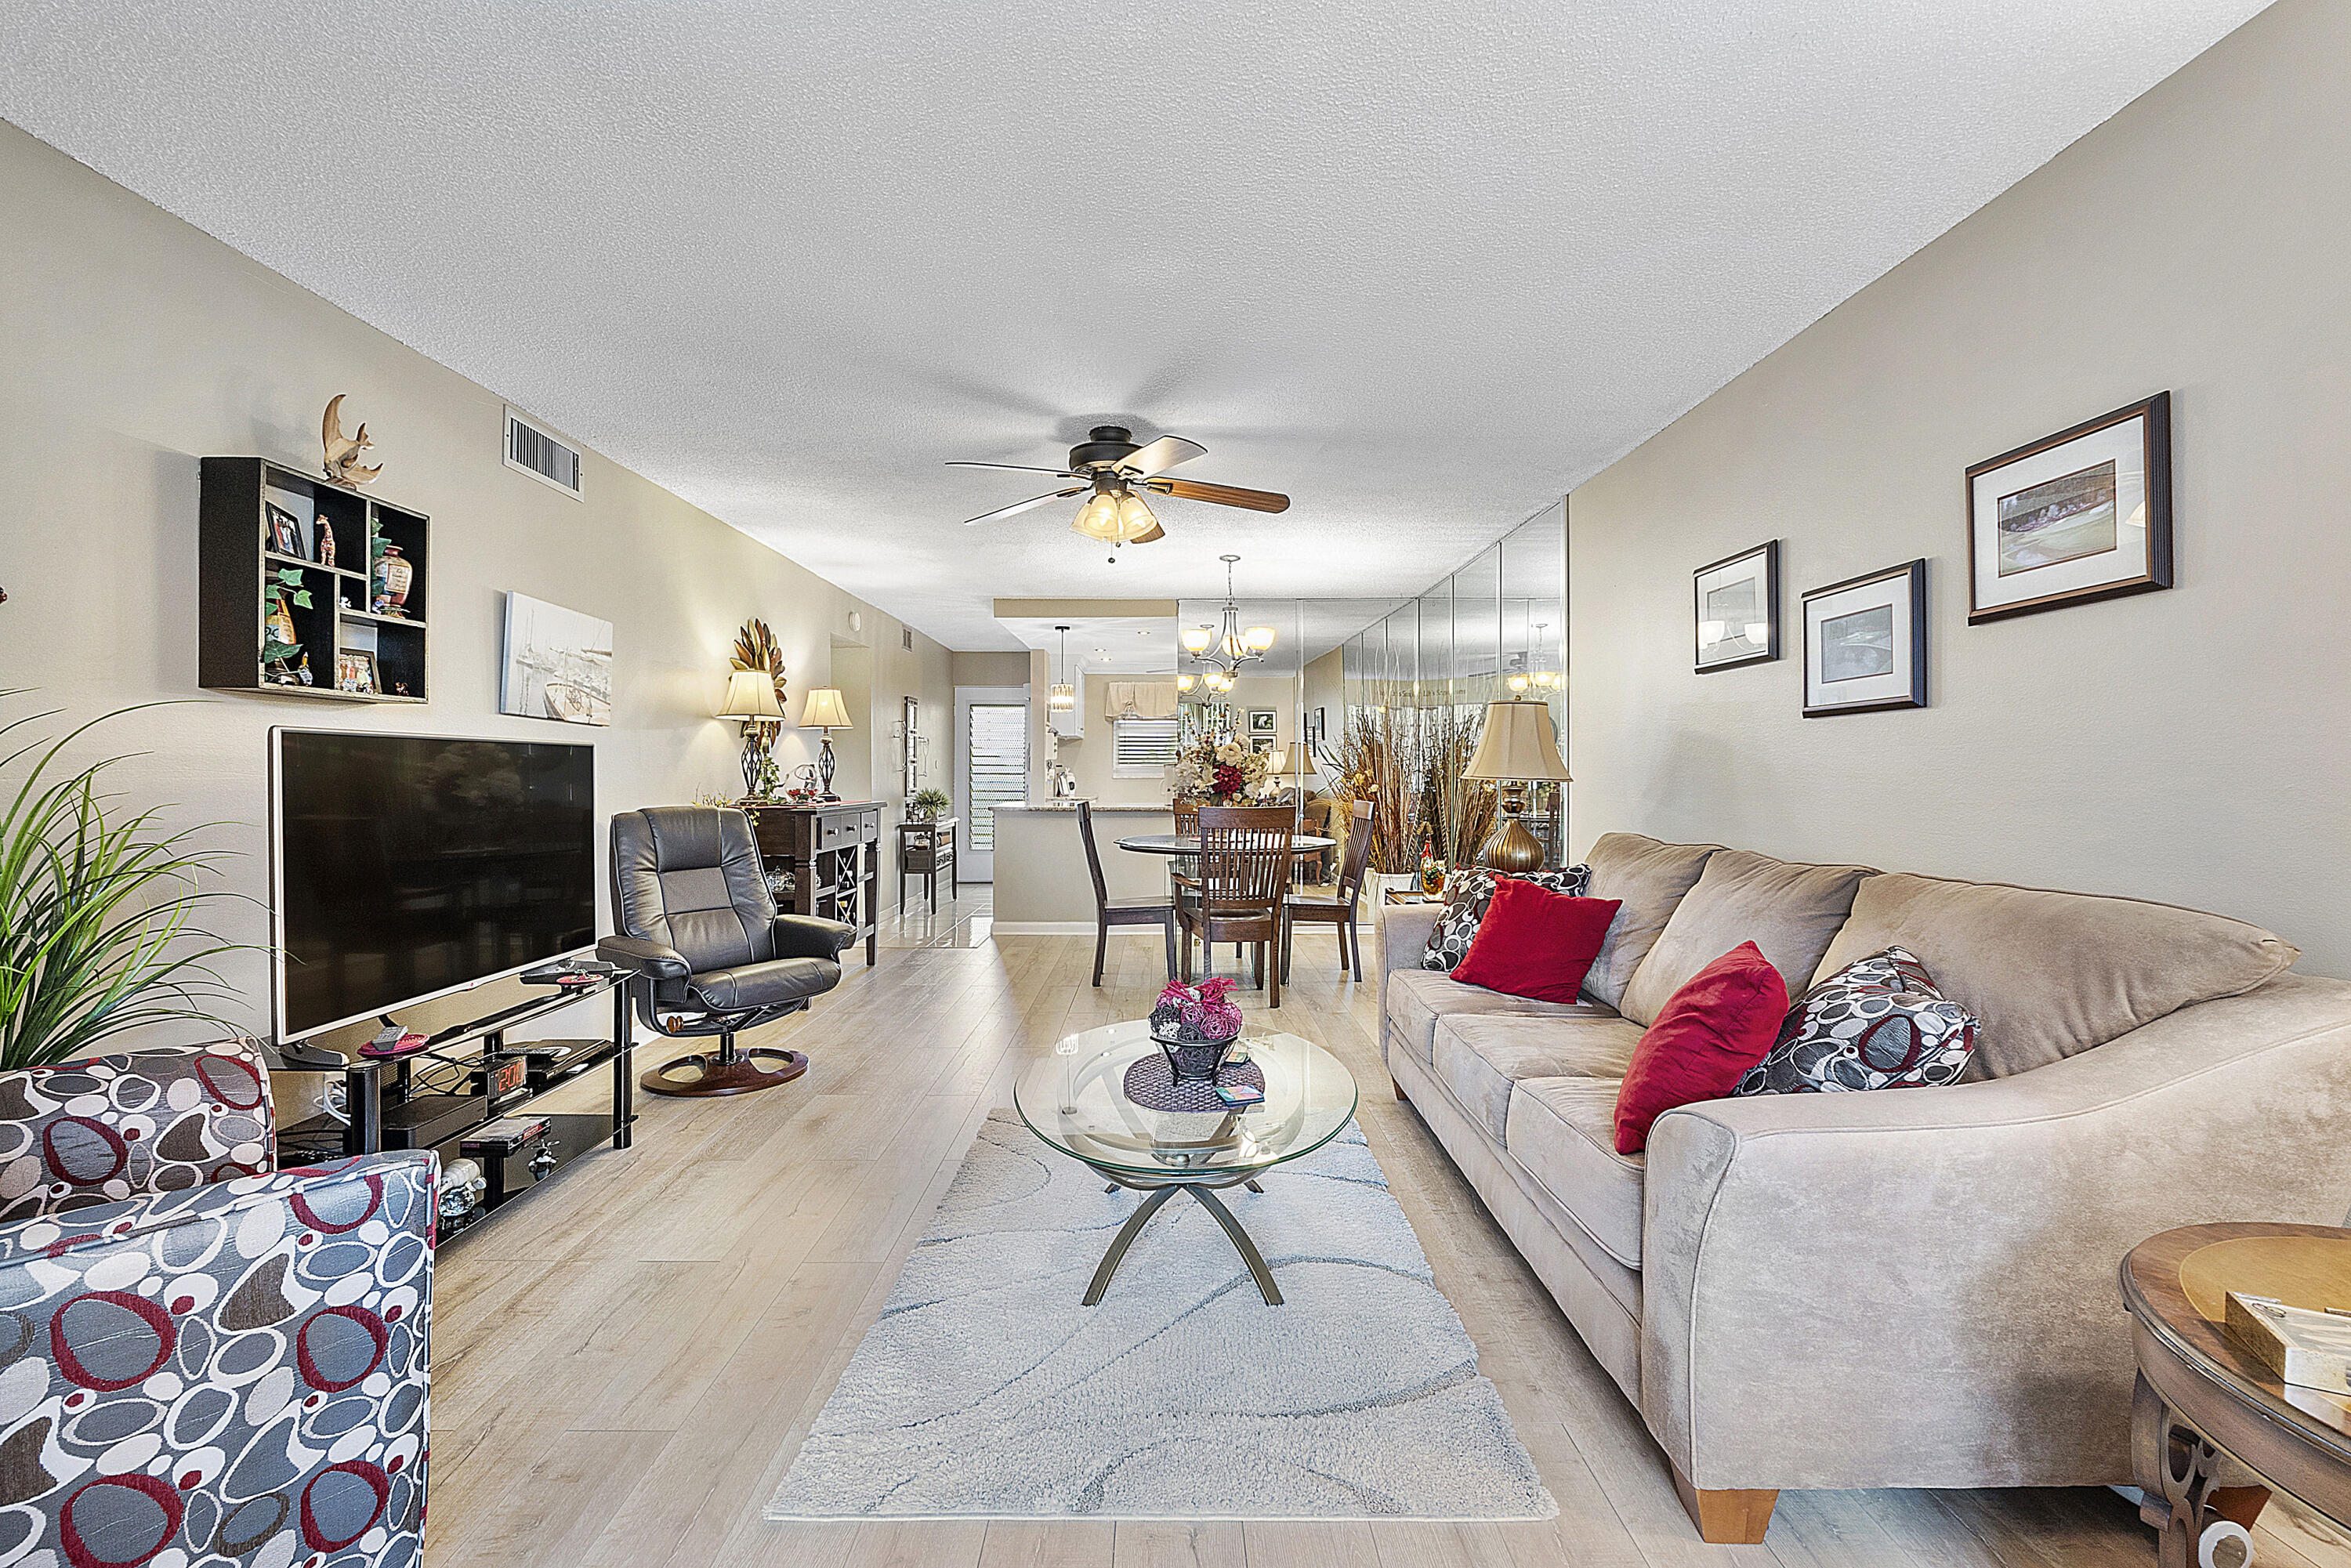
[270,974,635,1235]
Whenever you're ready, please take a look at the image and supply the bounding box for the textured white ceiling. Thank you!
[0,0,2268,650]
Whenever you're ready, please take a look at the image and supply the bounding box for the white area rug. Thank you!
[767,1111,1556,1521]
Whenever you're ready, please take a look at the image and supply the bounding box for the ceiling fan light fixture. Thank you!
[1070,491,1125,541]
[1114,491,1158,538]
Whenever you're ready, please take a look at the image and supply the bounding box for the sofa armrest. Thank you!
[1638,972,2351,1493]
[1381,904,1440,981]
[599,933,691,981]
[0,1150,435,1560]
[773,914,859,960]
[0,1038,277,1223]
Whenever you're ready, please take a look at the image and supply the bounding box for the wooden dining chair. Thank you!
[1169,799,1201,893]
[1282,798,1377,983]
[1077,800,1177,987]
[1176,806,1296,1006]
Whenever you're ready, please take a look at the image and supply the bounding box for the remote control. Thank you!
[359,1019,431,1059]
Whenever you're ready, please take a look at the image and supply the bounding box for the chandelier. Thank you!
[1176,556,1276,689]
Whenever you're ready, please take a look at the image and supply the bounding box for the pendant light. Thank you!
[1183,556,1277,679]
[1048,625,1076,712]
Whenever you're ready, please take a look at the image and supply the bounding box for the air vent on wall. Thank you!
[504,406,582,498]
[901,627,914,652]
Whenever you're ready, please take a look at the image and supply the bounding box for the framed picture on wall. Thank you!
[1249,735,1279,756]
[1693,540,1779,672]
[1966,393,2171,623]
[1247,708,1277,736]
[1802,559,1926,718]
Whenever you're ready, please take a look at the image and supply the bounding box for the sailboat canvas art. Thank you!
[500,591,614,726]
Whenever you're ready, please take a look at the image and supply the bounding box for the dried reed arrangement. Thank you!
[1331,707,1418,875]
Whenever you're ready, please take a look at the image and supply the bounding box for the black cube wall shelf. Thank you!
[198,456,431,704]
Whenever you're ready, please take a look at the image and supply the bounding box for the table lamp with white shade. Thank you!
[799,686,854,801]
[1462,697,1572,871]
[718,669,786,796]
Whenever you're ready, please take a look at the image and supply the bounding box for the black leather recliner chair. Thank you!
[600,805,857,1097]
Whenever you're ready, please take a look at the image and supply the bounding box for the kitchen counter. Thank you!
[991,800,1177,933]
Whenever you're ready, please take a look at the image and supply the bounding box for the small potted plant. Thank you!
[909,788,951,822]
[1148,977,1244,1081]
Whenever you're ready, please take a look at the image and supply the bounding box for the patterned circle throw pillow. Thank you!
[1735,945,1980,1095]
[1422,864,1592,971]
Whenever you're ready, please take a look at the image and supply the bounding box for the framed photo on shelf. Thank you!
[266,503,304,559]
[1249,735,1279,756]
[1966,392,2171,623]
[1802,559,1926,718]
[335,650,379,696]
[1247,708,1277,736]
[1694,540,1779,672]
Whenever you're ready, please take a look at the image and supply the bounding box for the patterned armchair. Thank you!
[0,1039,433,1568]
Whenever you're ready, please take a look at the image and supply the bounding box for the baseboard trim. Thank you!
[989,922,1163,937]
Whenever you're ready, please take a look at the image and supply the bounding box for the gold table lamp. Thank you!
[1462,699,1572,871]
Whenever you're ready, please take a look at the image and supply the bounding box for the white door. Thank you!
[955,687,1029,882]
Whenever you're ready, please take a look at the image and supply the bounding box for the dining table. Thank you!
[1114,833,1338,857]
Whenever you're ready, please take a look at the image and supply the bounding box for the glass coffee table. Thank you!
[1013,1019,1358,1306]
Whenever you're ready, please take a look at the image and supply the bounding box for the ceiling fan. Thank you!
[948,425,1290,556]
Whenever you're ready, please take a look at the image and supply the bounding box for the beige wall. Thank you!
[0,119,955,1048]
[1565,0,2349,977]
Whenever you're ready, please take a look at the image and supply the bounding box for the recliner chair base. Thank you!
[640,1036,810,1098]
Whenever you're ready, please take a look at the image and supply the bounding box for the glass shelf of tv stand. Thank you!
[269,973,636,1200]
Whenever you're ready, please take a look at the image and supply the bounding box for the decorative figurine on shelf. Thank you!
[321,394,382,488]
[314,515,337,567]
[262,568,310,684]
[371,543,411,617]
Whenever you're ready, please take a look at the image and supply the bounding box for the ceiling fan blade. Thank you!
[946,461,1078,477]
[962,487,1085,526]
[1128,518,1167,544]
[1144,476,1290,513]
[1116,436,1207,477]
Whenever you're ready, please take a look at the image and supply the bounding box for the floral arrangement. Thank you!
[1170,735,1271,806]
[1150,977,1243,1044]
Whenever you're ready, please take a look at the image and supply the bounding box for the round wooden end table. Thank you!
[2121,1222,2351,1567]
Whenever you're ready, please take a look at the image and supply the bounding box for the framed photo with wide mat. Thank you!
[1802,559,1926,718]
[1965,392,2171,624]
[1693,540,1778,672]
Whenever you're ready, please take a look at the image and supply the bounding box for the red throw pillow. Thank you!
[1449,878,1622,1005]
[1613,942,1790,1154]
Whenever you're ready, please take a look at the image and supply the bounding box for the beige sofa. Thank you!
[1380,832,2351,1541]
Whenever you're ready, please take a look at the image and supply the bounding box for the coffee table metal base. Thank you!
[1087,1171,1281,1306]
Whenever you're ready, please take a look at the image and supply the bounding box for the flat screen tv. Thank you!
[272,729,596,1041]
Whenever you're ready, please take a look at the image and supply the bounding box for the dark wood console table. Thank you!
[744,800,882,965]
[897,817,958,910]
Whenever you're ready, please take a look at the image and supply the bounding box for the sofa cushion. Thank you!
[1813,873,2301,1077]
[1422,866,1592,971]
[1580,835,1719,1010]
[1736,945,1980,1095]
[1383,967,1618,1070]
[1507,1077,1646,1268]
[1433,1013,1646,1143]
[1614,942,1788,1154]
[1451,881,1621,1003]
[1620,849,1872,1027]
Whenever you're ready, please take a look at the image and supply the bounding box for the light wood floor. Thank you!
[428,889,2351,1568]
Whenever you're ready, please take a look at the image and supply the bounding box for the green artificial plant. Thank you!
[910,788,951,820]
[0,696,252,1072]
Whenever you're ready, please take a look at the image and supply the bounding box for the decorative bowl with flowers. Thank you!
[1148,978,1245,1081]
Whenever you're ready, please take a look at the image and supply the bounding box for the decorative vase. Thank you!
[1159,1034,1237,1083]
[372,545,412,615]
